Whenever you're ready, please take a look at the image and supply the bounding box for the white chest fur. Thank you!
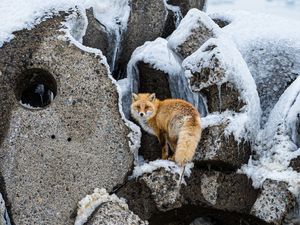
[135,116,155,135]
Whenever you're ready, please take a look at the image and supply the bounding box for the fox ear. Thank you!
[149,93,156,102]
[132,93,139,102]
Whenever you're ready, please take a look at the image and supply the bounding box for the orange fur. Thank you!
[131,93,202,166]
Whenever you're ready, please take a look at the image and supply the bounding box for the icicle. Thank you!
[110,27,122,73]
[163,0,183,28]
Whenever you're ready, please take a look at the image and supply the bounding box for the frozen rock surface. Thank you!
[127,38,199,110]
[116,178,158,221]
[183,35,260,167]
[241,76,300,194]
[210,11,300,125]
[167,0,206,17]
[195,123,251,168]
[0,12,134,225]
[290,156,300,172]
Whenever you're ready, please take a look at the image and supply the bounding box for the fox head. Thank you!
[131,93,157,120]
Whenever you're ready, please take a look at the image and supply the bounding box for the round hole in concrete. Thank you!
[17,68,57,109]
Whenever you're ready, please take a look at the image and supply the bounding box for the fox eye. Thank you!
[136,105,140,110]
[145,106,150,110]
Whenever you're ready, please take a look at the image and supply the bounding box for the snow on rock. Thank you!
[131,159,193,181]
[130,160,193,212]
[75,188,147,225]
[240,76,300,194]
[126,37,204,115]
[183,36,261,143]
[130,161,193,212]
[210,10,300,125]
[0,0,130,48]
[168,8,222,59]
[75,188,123,225]
[127,37,182,91]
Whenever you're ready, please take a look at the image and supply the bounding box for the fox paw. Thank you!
[162,153,169,160]
[168,155,175,161]
[174,153,191,167]
[175,158,188,167]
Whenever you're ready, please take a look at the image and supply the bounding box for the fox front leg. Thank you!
[158,132,169,160]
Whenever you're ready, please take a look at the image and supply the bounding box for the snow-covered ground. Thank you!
[207,0,300,21]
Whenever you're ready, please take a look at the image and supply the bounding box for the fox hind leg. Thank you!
[158,132,169,160]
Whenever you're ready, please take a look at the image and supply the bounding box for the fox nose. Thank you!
[139,112,145,117]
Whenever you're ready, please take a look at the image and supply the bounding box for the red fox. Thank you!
[131,93,201,166]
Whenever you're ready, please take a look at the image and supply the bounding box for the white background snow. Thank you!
[207,0,300,21]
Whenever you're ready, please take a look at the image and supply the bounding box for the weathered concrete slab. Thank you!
[86,201,148,225]
[168,0,206,17]
[118,167,258,220]
[195,123,251,168]
[182,169,258,214]
[82,8,111,64]
[0,12,134,225]
[140,168,182,212]
[75,188,148,225]
[117,0,167,77]
[116,178,158,221]
[163,0,206,38]
[250,179,296,225]
[168,9,222,59]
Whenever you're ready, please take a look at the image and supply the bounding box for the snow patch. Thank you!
[74,188,128,225]
[130,159,194,181]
